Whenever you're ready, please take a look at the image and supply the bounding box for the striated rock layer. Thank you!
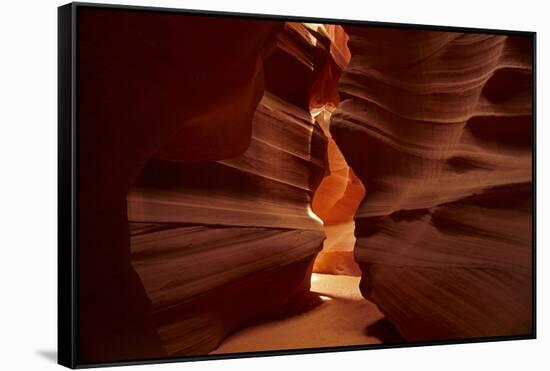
[78,8,283,363]
[128,92,327,355]
[296,24,367,277]
[126,22,340,356]
[331,28,533,340]
[312,107,365,276]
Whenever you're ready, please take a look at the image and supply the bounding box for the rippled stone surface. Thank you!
[126,23,343,356]
[78,8,283,362]
[331,27,533,340]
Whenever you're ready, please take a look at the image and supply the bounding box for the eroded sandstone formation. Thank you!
[312,107,365,276]
[78,8,283,362]
[78,8,533,361]
[291,24,368,277]
[125,22,343,356]
[331,28,533,340]
[127,92,327,355]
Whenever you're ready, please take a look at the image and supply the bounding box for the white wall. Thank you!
[0,0,546,370]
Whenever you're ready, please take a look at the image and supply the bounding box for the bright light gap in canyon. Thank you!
[124,20,405,356]
[210,23,392,353]
[78,7,533,363]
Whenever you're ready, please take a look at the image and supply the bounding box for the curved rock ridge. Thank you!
[330,28,533,340]
[312,107,365,276]
[126,21,347,355]
[324,25,352,68]
[263,23,350,112]
[312,108,365,226]
[300,25,365,277]
[307,24,351,110]
[128,93,326,231]
[128,92,327,355]
[77,8,283,363]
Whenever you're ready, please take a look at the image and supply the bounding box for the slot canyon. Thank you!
[77,8,533,363]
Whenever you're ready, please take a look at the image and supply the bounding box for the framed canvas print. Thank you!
[58,2,536,368]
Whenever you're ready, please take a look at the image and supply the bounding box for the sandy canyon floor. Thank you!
[211,273,402,354]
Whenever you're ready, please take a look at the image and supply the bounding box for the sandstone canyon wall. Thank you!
[78,8,534,362]
[330,27,533,340]
[126,22,348,356]
[78,9,283,362]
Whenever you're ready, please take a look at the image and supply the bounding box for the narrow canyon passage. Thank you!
[77,9,533,362]
[211,274,393,353]
[210,25,402,353]
[212,106,401,354]
[123,21,407,356]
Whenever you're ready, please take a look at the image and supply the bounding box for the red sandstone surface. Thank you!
[331,27,533,340]
[77,8,533,363]
[127,22,338,357]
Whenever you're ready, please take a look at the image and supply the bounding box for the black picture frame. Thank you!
[58,2,537,368]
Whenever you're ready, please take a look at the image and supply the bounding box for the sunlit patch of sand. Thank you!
[210,273,400,354]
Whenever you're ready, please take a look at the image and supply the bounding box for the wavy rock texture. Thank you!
[128,93,327,355]
[126,22,337,356]
[78,8,282,363]
[331,28,533,340]
[293,24,367,277]
[308,24,351,110]
[312,108,365,276]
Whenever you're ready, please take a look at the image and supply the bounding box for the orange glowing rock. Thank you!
[311,107,366,276]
